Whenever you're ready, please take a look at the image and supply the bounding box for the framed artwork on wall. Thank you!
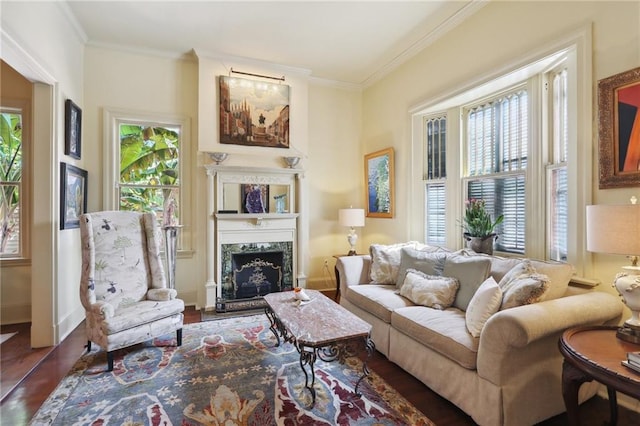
[597,66,640,189]
[219,75,290,149]
[365,147,394,218]
[64,99,82,159]
[60,162,88,229]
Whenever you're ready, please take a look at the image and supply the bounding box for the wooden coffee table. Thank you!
[263,289,374,406]
[559,326,640,425]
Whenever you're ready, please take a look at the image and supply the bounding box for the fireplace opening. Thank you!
[232,251,283,299]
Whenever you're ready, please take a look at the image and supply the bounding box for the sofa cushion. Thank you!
[465,277,502,337]
[369,242,420,284]
[396,247,448,289]
[498,260,551,308]
[392,306,478,369]
[527,259,573,301]
[399,269,459,310]
[345,284,414,323]
[443,255,492,311]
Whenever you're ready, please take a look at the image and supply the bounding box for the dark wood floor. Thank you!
[1,295,639,425]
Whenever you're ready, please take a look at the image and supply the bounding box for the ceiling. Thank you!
[66,1,482,86]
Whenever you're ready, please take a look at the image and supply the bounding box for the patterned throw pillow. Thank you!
[499,261,550,309]
[369,242,424,284]
[399,269,460,310]
[465,277,502,337]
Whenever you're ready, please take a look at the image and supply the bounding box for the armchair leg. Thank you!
[107,351,114,372]
[177,328,183,346]
[85,341,92,352]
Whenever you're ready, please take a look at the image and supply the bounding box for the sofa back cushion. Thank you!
[396,247,448,289]
[370,242,442,284]
[443,255,492,311]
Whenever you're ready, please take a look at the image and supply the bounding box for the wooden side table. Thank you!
[559,326,640,425]
[332,254,353,302]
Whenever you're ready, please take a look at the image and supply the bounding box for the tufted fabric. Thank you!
[79,211,184,365]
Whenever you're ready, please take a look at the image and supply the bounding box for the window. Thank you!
[424,115,447,245]
[0,109,24,258]
[415,42,586,263]
[464,89,528,254]
[105,109,191,252]
[118,122,180,223]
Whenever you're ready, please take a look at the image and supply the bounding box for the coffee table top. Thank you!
[264,289,371,347]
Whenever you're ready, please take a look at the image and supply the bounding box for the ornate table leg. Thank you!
[562,360,593,426]
[298,344,318,405]
[354,335,375,395]
[264,307,282,347]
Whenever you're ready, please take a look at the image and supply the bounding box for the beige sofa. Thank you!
[336,245,622,426]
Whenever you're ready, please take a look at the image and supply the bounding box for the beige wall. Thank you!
[0,61,32,324]
[361,1,640,295]
[1,1,86,346]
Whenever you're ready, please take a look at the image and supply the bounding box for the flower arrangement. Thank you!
[462,198,504,237]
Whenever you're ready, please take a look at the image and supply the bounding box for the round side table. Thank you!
[559,326,640,425]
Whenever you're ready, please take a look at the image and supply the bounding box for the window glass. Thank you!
[118,123,180,227]
[0,110,23,257]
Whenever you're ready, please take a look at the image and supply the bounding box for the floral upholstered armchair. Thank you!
[79,210,184,371]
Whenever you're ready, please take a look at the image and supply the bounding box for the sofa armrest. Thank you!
[336,255,372,295]
[477,291,622,384]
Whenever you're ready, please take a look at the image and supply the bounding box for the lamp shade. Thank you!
[339,208,365,228]
[586,204,640,255]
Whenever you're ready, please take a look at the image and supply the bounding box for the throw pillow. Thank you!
[399,269,459,310]
[499,261,551,308]
[500,273,550,310]
[443,255,492,311]
[465,277,502,337]
[395,247,448,289]
[369,241,422,284]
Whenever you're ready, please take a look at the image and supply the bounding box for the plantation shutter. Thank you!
[424,116,447,245]
[465,89,527,255]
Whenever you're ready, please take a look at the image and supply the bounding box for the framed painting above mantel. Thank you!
[218,75,290,149]
[598,66,640,189]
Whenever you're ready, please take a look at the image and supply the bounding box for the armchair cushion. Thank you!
[147,288,177,301]
[98,299,185,335]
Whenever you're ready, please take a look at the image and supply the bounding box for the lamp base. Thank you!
[616,325,640,344]
[347,250,357,256]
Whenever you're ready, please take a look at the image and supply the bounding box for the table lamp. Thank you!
[586,198,640,343]
[338,208,365,255]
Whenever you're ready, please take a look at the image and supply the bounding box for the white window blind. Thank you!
[466,89,528,254]
[548,67,568,261]
[424,116,447,245]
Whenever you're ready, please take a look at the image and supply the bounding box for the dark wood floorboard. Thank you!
[1,291,638,425]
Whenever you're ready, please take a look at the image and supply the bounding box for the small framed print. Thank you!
[365,147,394,218]
[65,99,82,159]
[60,162,88,230]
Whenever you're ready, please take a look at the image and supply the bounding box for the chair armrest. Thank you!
[336,255,372,294]
[147,288,177,301]
[88,301,115,319]
[477,291,622,383]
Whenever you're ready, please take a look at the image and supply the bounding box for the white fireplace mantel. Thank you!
[203,164,306,310]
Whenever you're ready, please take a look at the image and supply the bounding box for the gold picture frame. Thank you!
[364,147,394,218]
[598,66,640,189]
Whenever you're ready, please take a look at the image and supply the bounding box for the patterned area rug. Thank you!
[30,315,434,425]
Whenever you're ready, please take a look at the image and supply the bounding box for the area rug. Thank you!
[0,332,17,344]
[30,315,434,425]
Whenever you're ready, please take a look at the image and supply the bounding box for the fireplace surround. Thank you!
[204,164,305,311]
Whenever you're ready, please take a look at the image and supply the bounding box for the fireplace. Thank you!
[232,251,283,299]
[216,242,293,312]
[203,163,307,312]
